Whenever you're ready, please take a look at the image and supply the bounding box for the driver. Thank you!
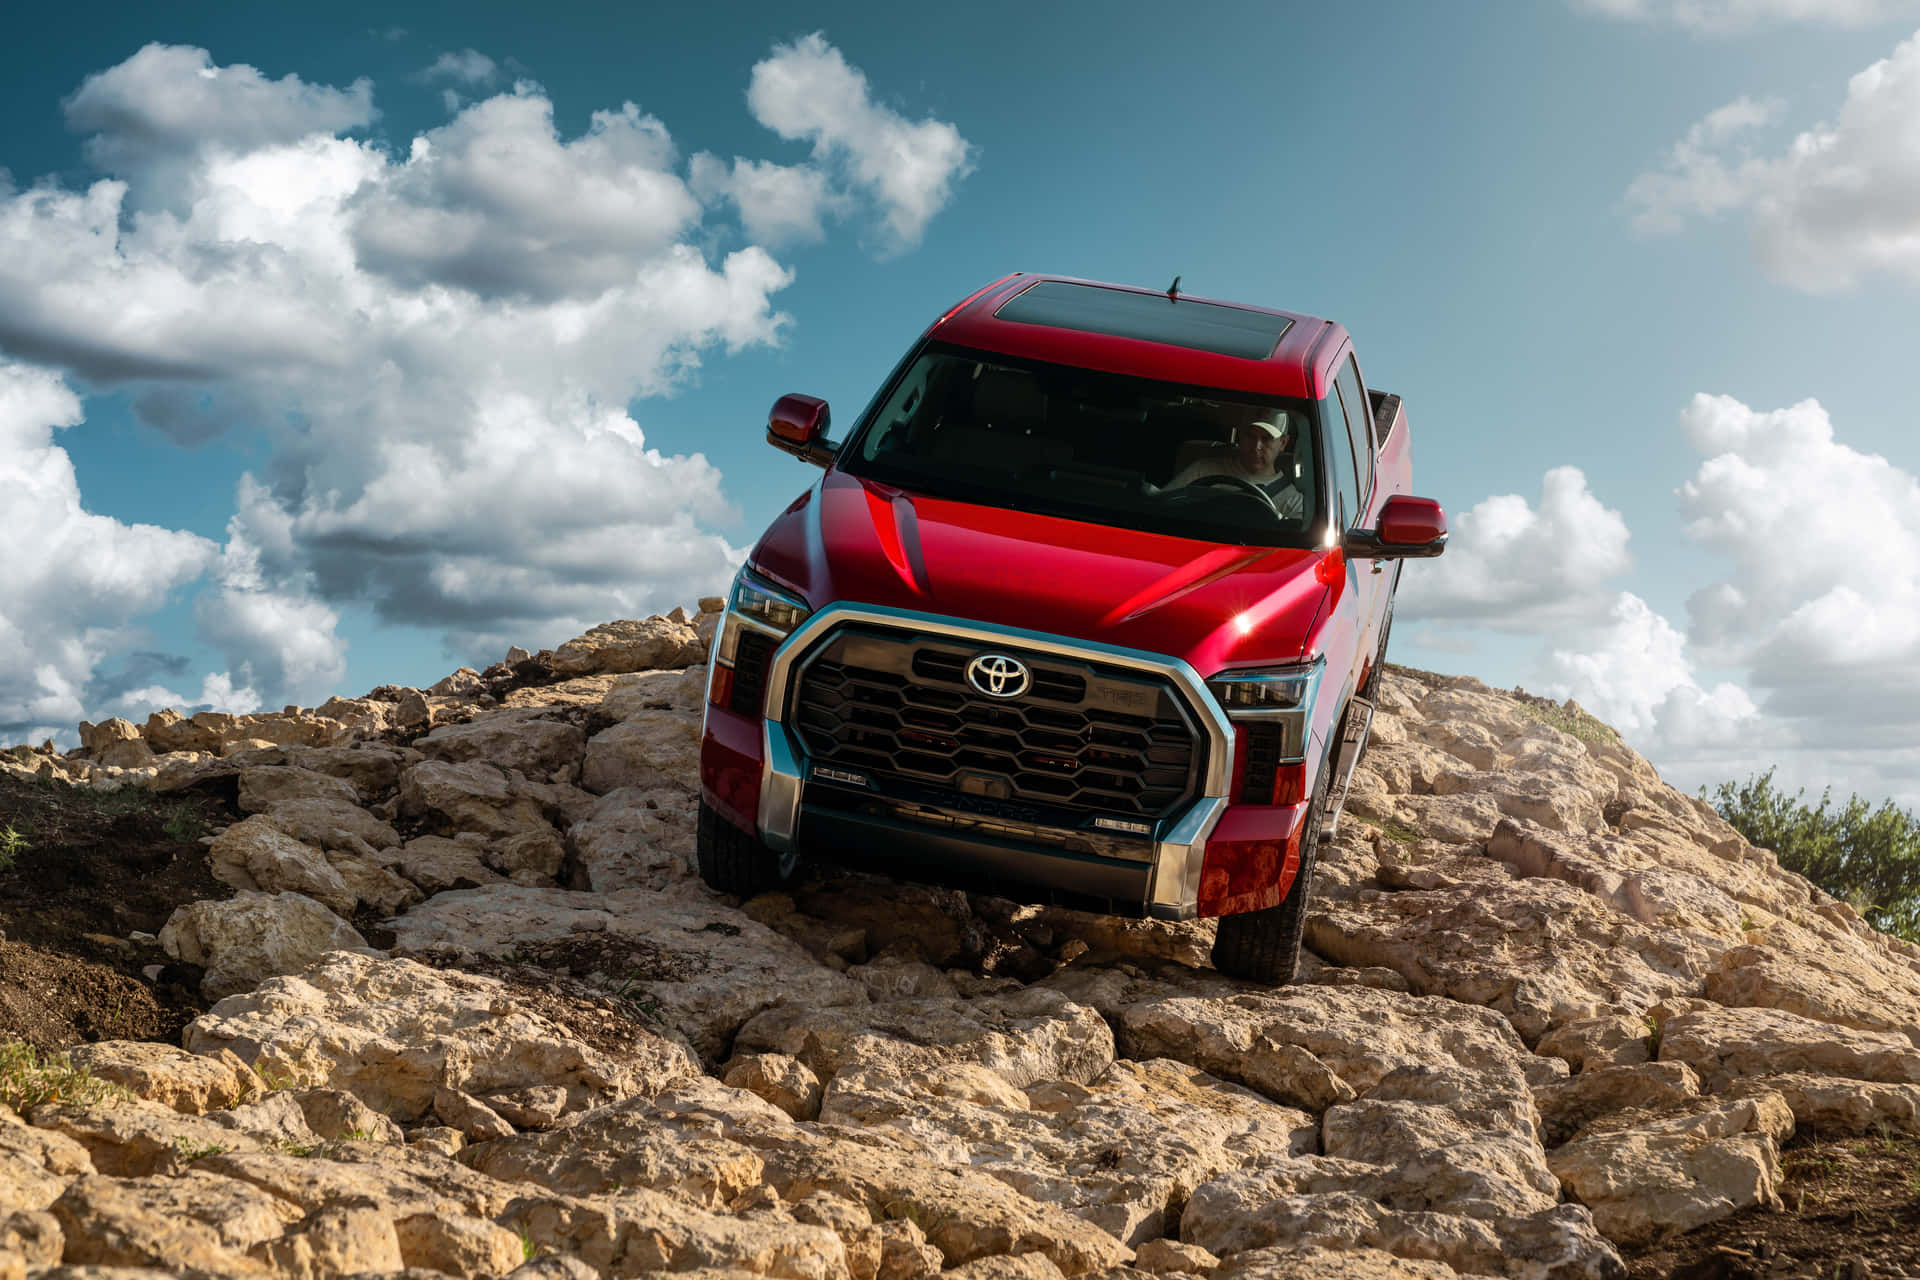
[1166,413,1305,519]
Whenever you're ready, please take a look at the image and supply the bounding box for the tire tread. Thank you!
[697,801,783,896]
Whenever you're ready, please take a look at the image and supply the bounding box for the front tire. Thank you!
[1210,737,1334,985]
[697,800,789,897]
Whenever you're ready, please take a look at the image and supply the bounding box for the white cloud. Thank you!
[1400,393,1920,807]
[1578,0,1920,31]
[1677,393,1920,742]
[0,361,217,741]
[1537,591,1770,752]
[1627,28,1920,289]
[0,38,969,722]
[111,670,262,721]
[746,33,973,254]
[351,92,705,299]
[690,153,843,247]
[1394,466,1632,629]
[63,44,375,205]
[422,50,498,86]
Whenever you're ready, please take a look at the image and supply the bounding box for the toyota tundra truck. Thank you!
[698,274,1447,983]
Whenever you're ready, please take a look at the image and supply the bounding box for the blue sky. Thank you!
[6,0,1920,807]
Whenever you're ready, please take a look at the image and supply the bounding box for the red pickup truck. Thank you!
[698,274,1447,983]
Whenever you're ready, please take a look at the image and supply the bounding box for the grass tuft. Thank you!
[1513,698,1619,746]
[0,824,25,872]
[0,1041,130,1112]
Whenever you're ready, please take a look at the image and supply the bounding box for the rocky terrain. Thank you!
[3,602,1918,1279]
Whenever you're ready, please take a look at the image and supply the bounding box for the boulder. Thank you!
[550,616,705,676]
[580,708,701,795]
[183,951,699,1122]
[159,892,368,1000]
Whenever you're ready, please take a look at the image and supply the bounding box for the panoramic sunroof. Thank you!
[993,281,1292,360]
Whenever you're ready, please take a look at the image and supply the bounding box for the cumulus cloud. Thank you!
[63,43,375,204]
[1396,462,1769,771]
[1536,592,1769,750]
[1677,393,1920,742]
[743,33,973,254]
[689,153,843,247]
[0,362,224,741]
[352,93,705,299]
[1578,0,1920,31]
[1394,466,1632,629]
[0,37,969,721]
[421,50,498,85]
[1627,28,1920,289]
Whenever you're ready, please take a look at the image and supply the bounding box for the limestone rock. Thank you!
[261,796,401,857]
[294,1089,406,1144]
[50,1170,299,1267]
[461,1079,783,1207]
[62,1043,257,1117]
[1213,1245,1458,1280]
[184,951,700,1122]
[159,891,367,1001]
[550,616,705,677]
[1653,999,1920,1092]
[1546,1089,1794,1245]
[387,882,867,1061]
[382,834,506,894]
[433,1086,516,1142]
[581,708,701,796]
[417,709,587,785]
[395,1210,526,1278]
[400,759,555,840]
[1133,1239,1219,1275]
[1113,985,1547,1115]
[237,765,361,813]
[252,1203,403,1278]
[500,1183,847,1279]
[734,987,1111,1090]
[726,1054,825,1121]
[1533,1062,1702,1147]
[570,785,698,892]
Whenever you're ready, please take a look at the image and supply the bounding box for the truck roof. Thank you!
[931,274,1347,401]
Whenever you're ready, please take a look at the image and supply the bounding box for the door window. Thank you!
[1322,392,1360,531]
[1335,357,1372,508]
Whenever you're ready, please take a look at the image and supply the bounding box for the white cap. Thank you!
[1244,413,1289,440]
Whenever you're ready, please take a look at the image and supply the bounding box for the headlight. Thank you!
[732,569,812,633]
[715,567,812,667]
[1207,658,1323,763]
[1207,659,1322,712]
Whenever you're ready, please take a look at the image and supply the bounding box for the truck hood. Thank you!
[748,472,1337,676]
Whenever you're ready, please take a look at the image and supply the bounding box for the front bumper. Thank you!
[701,600,1308,921]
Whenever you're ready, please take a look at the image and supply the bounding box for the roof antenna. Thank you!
[1166,275,1181,302]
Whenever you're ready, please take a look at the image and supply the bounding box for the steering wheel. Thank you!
[1167,473,1282,519]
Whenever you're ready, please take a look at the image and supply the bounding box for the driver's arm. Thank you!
[1165,459,1217,491]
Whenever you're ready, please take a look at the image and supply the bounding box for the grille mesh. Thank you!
[792,628,1200,821]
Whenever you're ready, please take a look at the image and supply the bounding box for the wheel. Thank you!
[697,800,791,896]
[1210,734,1334,985]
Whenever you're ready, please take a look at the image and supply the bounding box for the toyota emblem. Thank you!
[966,653,1031,698]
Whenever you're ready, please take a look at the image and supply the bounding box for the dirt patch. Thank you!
[1623,1126,1920,1278]
[0,772,234,1051]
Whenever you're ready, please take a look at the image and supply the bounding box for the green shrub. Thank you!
[1705,769,1920,943]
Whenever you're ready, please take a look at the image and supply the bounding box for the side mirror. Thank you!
[1343,495,1448,559]
[768,393,834,468]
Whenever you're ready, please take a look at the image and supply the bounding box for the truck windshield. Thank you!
[838,342,1323,547]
